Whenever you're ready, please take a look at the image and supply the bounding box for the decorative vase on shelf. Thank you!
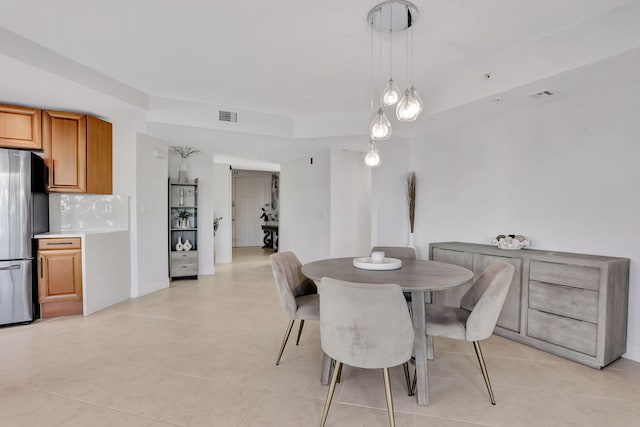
[178,160,188,183]
[179,188,185,206]
[176,236,185,251]
[184,239,192,251]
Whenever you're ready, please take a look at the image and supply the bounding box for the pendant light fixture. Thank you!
[396,23,422,121]
[364,140,383,168]
[364,1,421,167]
[382,4,401,106]
[369,17,391,141]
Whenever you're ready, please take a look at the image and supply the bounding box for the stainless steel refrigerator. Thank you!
[0,148,48,326]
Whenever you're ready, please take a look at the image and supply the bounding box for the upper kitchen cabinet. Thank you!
[43,110,112,194]
[0,104,42,150]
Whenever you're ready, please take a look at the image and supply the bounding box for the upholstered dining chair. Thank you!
[319,278,414,427]
[421,261,515,405]
[372,246,416,305]
[371,246,416,259]
[270,251,319,365]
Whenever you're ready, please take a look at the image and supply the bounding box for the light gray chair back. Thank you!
[270,252,317,319]
[371,246,416,259]
[460,261,515,342]
[320,278,414,369]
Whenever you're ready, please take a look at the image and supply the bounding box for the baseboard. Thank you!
[138,277,170,297]
[199,266,215,275]
[623,342,640,363]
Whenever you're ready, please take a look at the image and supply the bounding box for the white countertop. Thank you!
[35,230,127,238]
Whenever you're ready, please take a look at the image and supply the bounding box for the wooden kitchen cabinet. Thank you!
[37,238,83,318]
[43,110,112,194]
[0,103,42,149]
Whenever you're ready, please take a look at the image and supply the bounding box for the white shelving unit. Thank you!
[169,178,198,280]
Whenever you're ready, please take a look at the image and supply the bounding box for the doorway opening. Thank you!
[232,169,279,252]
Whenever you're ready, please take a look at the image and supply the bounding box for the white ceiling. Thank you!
[0,0,639,162]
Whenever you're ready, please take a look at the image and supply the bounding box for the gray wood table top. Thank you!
[302,256,474,407]
[302,257,473,291]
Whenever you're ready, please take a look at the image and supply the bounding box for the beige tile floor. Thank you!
[2,247,639,426]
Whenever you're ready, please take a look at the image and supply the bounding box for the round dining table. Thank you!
[302,257,474,406]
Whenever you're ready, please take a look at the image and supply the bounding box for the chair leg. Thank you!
[402,362,413,396]
[296,319,305,345]
[473,341,496,405]
[382,368,396,427]
[411,369,416,396]
[321,361,342,427]
[275,320,295,365]
[336,361,343,383]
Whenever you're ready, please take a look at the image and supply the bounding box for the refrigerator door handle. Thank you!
[0,264,21,271]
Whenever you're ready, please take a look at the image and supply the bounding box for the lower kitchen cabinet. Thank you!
[37,237,83,317]
[429,242,629,369]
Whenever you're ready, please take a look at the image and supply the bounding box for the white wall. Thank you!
[168,151,215,275]
[281,149,372,263]
[213,163,232,263]
[330,150,371,257]
[280,151,331,263]
[111,121,141,296]
[377,80,640,361]
[370,138,412,248]
[135,133,169,296]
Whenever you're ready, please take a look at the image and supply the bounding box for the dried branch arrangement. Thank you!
[406,171,416,233]
[170,145,200,159]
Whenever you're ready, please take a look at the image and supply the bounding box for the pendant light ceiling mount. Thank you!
[364,1,422,168]
[367,0,418,33]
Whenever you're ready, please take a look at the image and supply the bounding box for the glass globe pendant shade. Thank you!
[396,88,420,122]
[382,78,401,106]
[410,85,423,117]
[364,140,382,168]
[369,107,392,140]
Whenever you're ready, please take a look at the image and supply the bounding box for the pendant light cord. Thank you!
[410,25,414,84]
[378,19,383,108]
[406,24,410,83]
[389,5,393,79]
[370,21,374,114]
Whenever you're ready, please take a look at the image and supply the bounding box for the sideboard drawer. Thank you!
[170,263,198,277]
[530,261,600,291]
[527,308,597,356]
[170,251,198,264]
[529,280,598,323]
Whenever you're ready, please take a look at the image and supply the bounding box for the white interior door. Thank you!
[233,175,269,247]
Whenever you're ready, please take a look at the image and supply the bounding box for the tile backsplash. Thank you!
[49,194,129,232]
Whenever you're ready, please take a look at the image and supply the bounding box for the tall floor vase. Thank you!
[408,232,415,249]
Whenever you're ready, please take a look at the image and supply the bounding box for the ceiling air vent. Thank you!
[528,90,556,100]
[219,110,238,123]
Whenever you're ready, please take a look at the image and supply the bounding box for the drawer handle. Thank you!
[45,242,74,245]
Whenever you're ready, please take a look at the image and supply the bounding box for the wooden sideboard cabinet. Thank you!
[0,104,42,149]
[43,110,112,194]
[429,242,630,368]
[37,237,83,318]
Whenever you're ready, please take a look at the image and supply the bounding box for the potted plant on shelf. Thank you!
[170,145,200,183]
[213,216,222,236]
[177,209,193,229]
